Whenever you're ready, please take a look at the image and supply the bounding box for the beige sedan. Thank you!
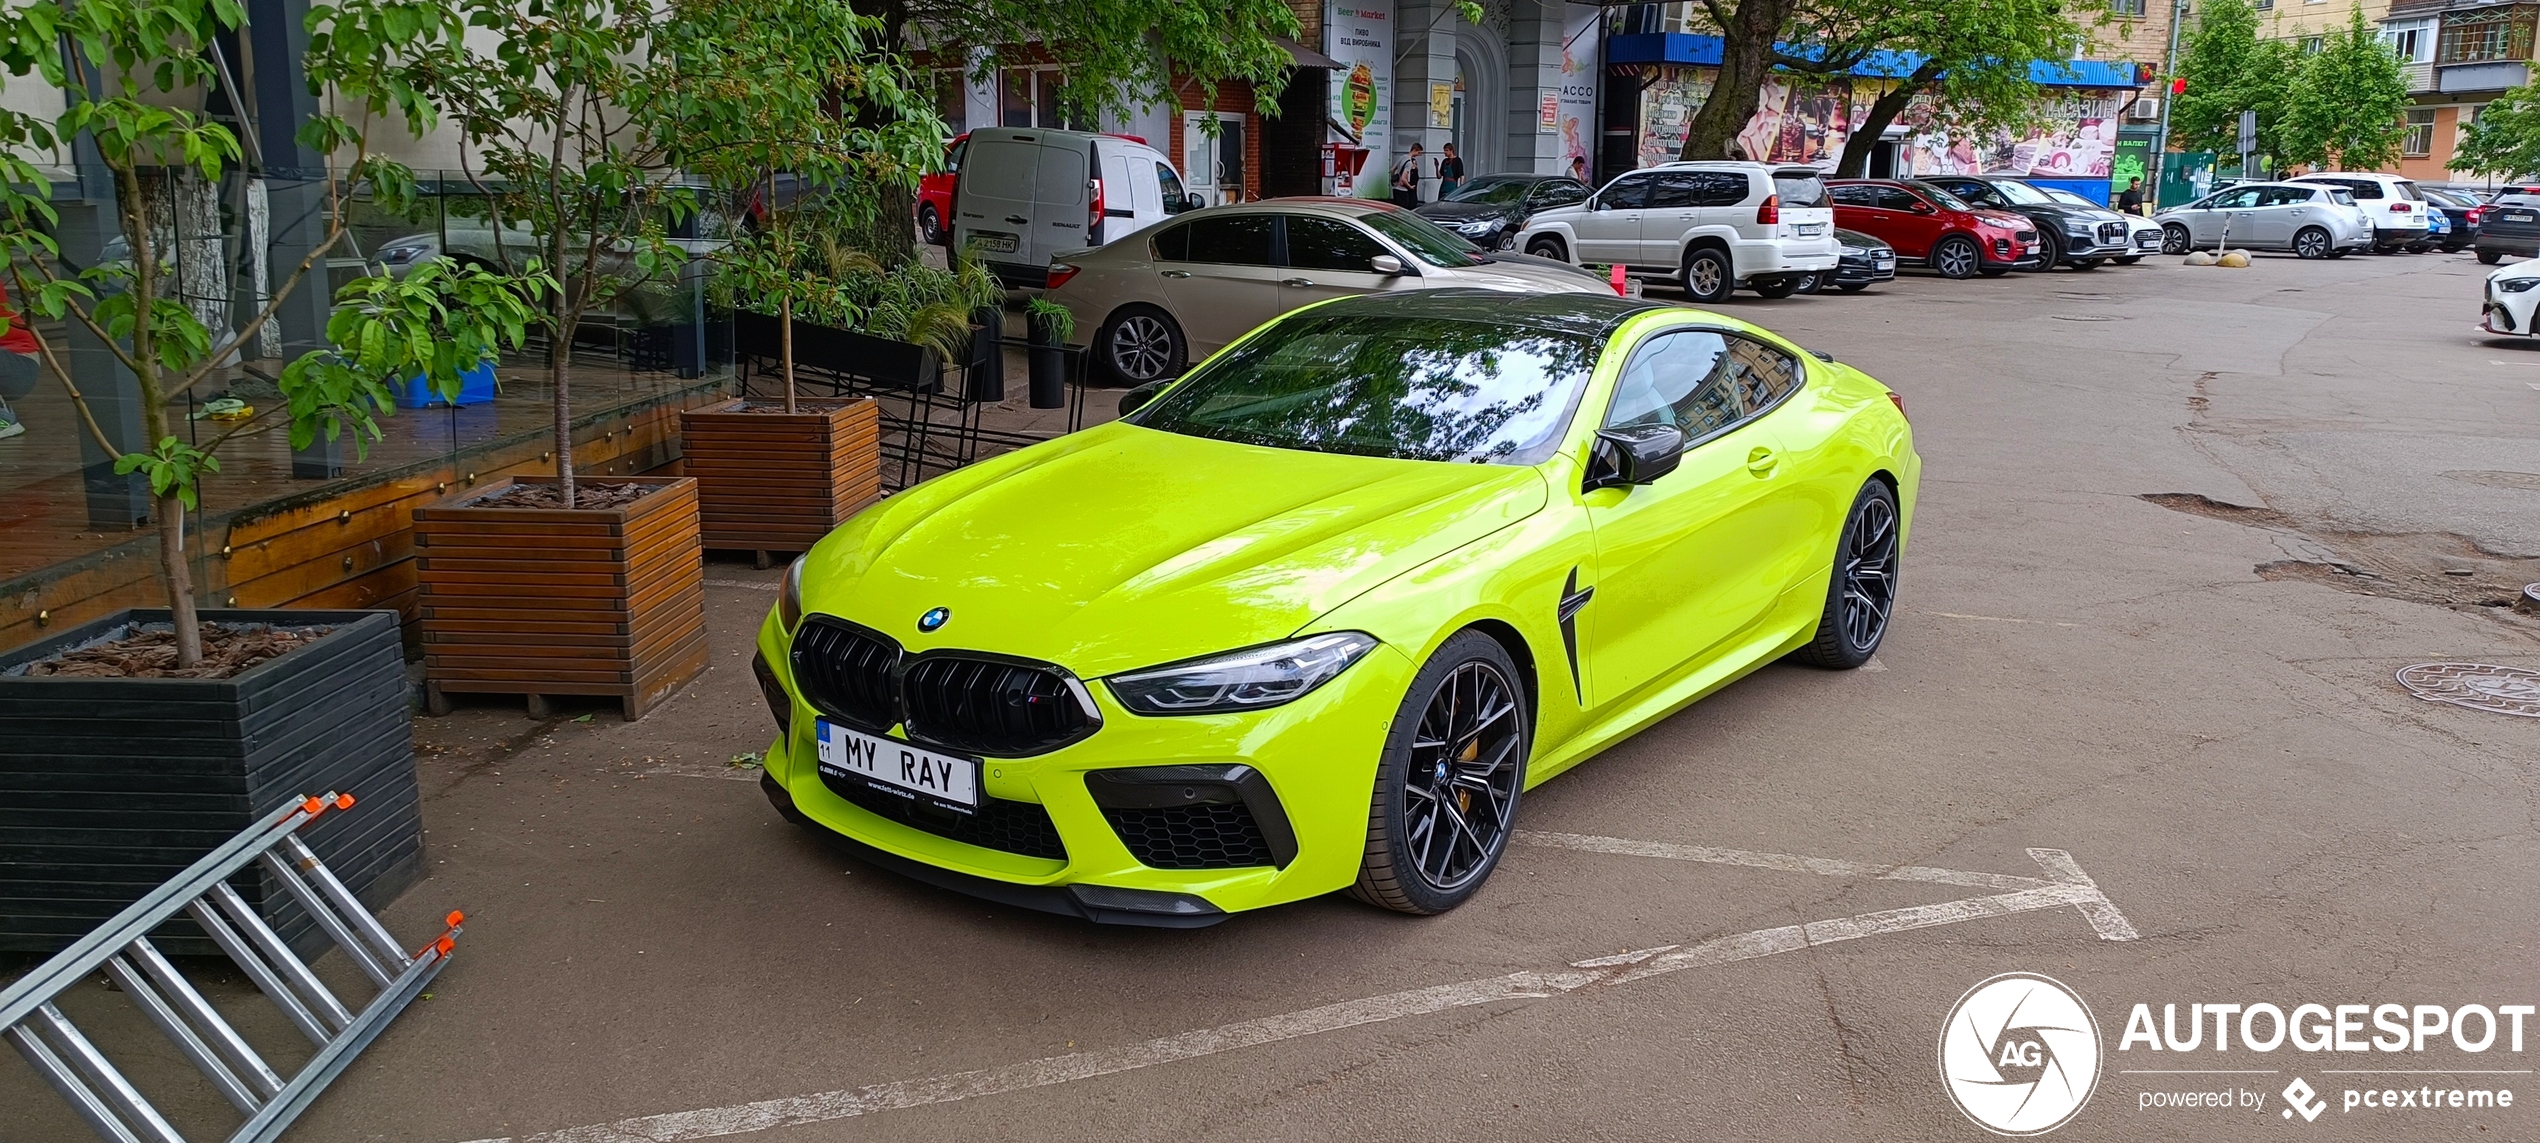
[1043,199,1611,383]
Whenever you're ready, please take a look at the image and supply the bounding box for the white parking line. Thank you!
[454,844,2134,1143]
[1512,830,2055,892]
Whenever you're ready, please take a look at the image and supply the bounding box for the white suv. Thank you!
[1514,161,1840,302]
[2286,173,2431,253]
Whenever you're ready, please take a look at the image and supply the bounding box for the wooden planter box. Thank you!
[414,476,706,721]
[679,397,881,562]
[0,609,422,956]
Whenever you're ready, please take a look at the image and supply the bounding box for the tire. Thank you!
[1526,236,1568,262]
[1094,304,1186,385]
[2326,249,2348,259]
[1931,235,1981,279]
[1750,276,1800,299]
[2068,257,2102,271]
[1837,282,1869,292]
[2479,249,2505,264]
[2161,224,2191,255]
[2293,226,2331,260]
[2405,241,2433,254]
[2114,255,2142,265]
[2024,229,2061,272]
[1350,630,1530,915]
[1795,272,1822,294]
[918,203,945,247]
[1789,480,1901,670]
[1680,246,1734,303]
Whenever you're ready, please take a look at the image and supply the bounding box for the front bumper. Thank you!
[753,609,1417,919]
[1829,255,1897,286]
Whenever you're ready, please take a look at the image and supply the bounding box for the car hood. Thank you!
[1974,209,2033,230]
[798,424,1550,676]
[1834,228,1889,252]
[1417,201,1520,224]
[1439,254,1608,291]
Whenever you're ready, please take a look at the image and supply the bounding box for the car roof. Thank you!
[1297,288,1667,339]
[2291,172,2410,183]
[1254,197,1406,216]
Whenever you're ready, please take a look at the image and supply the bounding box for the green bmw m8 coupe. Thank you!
[751,289,1918,925]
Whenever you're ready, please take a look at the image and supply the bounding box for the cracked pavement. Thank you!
[5,251,2536,1141]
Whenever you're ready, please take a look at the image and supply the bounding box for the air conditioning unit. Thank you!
[2129,97,2163,121]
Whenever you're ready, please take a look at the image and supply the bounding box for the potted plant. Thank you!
[0,0,536,951]
[1025,297,1075,409]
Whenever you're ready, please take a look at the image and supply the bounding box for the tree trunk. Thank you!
[779,291,798,414]
[551,289,577,509]
[1679,0,1802,161]
[1834,65,1939,178]
[158,493,201,661]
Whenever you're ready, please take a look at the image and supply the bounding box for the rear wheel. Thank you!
[1095,305,1186,385]
[918,203,945,247]
[2293,226,2331,260]
[1794,271,1823,294]
[2161,224,2191,255]
[2479,249,2505,264]
[1681,246,1734,303]
[1790,481,1901,670]
[1526,236,1568,262]
[1931,235,1981,279]
[1837,282,1869,292]
[2025,229,2061,272]
[2406,241,2433,254]
[1351,631,1530,915]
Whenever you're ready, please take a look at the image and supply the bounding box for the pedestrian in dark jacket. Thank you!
[1437,144,1465,199]
[1392,144,1424,207]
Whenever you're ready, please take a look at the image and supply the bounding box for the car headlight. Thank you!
[777,556,805,632]
[2501,277,2540,293]
[1104,632,1378,715]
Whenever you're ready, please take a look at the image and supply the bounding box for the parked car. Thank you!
[1825,179,2041,278]
[2475,194,2540,263]
[2038,187,2162,263]
[2285,173,2431,253]
[754,288,1919,922]
[1513,161,1840,302]
[1415,174,1591,252]
[953,127,1200,286]
[1043,199,1607,383]
[2425,206,2452,252]
[2421,187,2482,252]
[2153,183,2372,259]
[921,131,1156,247]
[2480,256,2540,335]
[1918,176,2133,269]
[1796,228,1897,293]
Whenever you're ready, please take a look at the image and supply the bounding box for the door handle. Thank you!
[1004,215,1030,225]
[1160,270,1190,278]
[1282,277,1315,287]
[1746,447,1778,475]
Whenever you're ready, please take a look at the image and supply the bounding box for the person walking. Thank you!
[1391,143,1424,207]
[1437,143,1465,199]
[2117,176,2147,215]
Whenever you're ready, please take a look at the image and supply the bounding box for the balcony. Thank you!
[2405,58,2437,90]
[2438,59,2531,90]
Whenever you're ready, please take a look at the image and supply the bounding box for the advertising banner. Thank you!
[1557,3,1599,176]
[1327,0,1394,193]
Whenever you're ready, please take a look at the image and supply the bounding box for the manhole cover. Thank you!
[2052,314,2121,322]
[2396,663,2540,718]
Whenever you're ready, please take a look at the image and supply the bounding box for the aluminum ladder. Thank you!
[1,792,464,1142]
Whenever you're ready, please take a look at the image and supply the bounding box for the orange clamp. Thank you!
[335,793,356,810]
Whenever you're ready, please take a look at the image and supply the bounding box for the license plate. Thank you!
[816,719,978,812]
[1795,223,1824,237]
[975,231,1020,254]
[1874,255,1895,267]
[2509,211,2536,224]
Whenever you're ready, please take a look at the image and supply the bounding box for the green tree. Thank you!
[0,0,542,666]
[1813,0,2089,177]
[1675,0,1812,160]
[2281,7,2410,170]
[2171,0,2299,168]
[2453,85,2540,177]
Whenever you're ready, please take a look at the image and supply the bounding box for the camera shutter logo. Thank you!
[1939,972,2103,1135]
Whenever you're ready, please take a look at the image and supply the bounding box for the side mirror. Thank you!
[1368,254,1406,275]
[1583,424,1686,492]
[1184,192,1206,212]
[1909,201,1936,215]
[1117,378,1170,418]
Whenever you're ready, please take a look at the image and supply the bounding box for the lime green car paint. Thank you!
[758,291,1918,918]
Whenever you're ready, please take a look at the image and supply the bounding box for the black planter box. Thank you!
[0,609,423,956]
[733,309,941,392]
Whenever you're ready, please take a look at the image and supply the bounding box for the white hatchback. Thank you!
[1512,161,1840,303]
[2287,173,2432,252]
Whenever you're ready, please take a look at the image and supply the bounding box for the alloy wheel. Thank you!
[1838,494,1899,653]
[1936,241,1978,278]
[2162,225,2190,255]
[1107,315,1175,381]
[1689,258,1724,298]
[2296,229,2328,259]
[1403,660,1523,892]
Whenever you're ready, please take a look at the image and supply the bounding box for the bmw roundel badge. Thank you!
[917,607,951,633]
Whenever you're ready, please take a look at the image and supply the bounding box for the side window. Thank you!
[1533,182,1588,207]
[1876,186,1925,212]
[1183,215,1277,265]
[1646,173,1701,209]
[1284,216,1389,272]
[2343,180,2383,200]
[1950,182,2002,207]
[1721,335,1800,414]
[1829,184,1876,207]
[1602,330,1741,441]
[1157,162,1191,212]
[2263,187,2314,207]
[2219,188,2264,209]
[1695,172,1753,207]
[1600,175,1653,210]
[1151,222,1190,261]
[945,137,967,173]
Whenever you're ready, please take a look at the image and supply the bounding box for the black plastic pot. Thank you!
[1027,311,1067,410]
[0,609,423,955]
[967,306,1005,403]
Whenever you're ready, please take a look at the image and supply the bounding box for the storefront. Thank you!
[1318,0,1603,198]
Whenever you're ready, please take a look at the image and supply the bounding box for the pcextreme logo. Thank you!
[1939,973,2104,1135]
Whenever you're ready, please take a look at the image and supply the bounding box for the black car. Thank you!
[2477,194,2540,263]
[1918,175,2134,269]
[1800,228,1897,293]
[1414,174,1591,250]
[2421,188,2481,252]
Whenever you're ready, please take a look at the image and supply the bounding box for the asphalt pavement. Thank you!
[7,247,2537,1143]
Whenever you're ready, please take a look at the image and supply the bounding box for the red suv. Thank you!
[1826,179,2040,278]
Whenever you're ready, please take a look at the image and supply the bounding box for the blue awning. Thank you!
[1604,33,2143,89]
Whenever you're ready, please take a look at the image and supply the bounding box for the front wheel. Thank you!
[2161,224,2191,255]
[1681,246,1735,303]
[2068,257,2102,271]
[1790,480,1901,670]
[2479,249,2505,265]
[1526,236,1568,262]
[1095,305,1187,385]
[1794,272,1822,294]
[1351,631,1530,915]
[2293,226,2331,260]
[1837,282,1869,292]
[2024,229,2061,272]
[2114,255,2142,265]
[918,203,945,247]
[2405,242,2433,254]
[1750,276,1801,299]
[1931,235,1981,279]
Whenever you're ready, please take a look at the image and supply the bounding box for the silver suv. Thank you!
[1515,161,1841,303]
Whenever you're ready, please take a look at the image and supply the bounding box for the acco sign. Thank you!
[2117,1002,2537,1054]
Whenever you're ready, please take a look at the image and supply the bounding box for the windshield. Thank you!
[1992,180,2054,205]
[1130,313,1599,465]
[2041,188,2096,207]
[1913,183,1975,212]
[1359,210,1487,266]
[1443,177,1532,205]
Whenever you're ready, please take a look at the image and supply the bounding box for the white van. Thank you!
[953,128,1202,287]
